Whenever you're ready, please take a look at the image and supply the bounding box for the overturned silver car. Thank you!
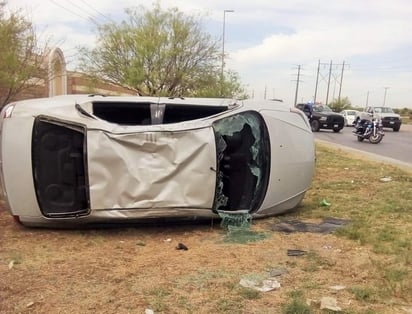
[0,95,315,227]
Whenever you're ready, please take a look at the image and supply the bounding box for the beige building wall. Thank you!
[48,48,67,97]
[12,47,136,102]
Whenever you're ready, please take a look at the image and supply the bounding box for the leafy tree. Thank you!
[192,69,248,99]
[394,107,412,116]
[328,96,352,112]
[394,107,412,120]
[0,4,48,108]
[78,3,245,98]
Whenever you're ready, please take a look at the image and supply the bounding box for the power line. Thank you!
[65,0,107,24]
[77,0,115,23]
[48,0,100,26]
[351,65,412,73]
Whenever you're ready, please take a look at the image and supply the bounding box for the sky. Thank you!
[6,0,412,108]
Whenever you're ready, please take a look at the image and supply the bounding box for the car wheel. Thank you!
[310,120,320,132]
[333,128,341,133]
[393,125,400,132]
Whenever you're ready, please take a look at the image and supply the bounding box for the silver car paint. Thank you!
[0,95,315,227]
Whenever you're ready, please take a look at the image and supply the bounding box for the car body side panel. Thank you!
[257,109,315,215]
[87,127,217,210]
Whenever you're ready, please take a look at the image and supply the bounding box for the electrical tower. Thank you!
[314,60,349,105]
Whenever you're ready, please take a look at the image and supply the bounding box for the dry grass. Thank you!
[0,143,411,313]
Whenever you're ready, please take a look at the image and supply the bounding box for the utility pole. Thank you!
[293,65,302,107]
[383,87,389,107]
[366,90,369,107]
[221,9,234,96]
[314,59,320,103]
[338,60,345,101]
[325,60,332,106]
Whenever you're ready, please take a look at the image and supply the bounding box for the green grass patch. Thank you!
[146,287,171,312]
[281,290,312,314]
[306,143,412,302]
[349,286,377,302]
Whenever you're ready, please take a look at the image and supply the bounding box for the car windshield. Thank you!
[374,107,394,114]
[313,104,333,113]
[212,111,270,213]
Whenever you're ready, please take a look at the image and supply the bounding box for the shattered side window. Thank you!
[212,111,270,213]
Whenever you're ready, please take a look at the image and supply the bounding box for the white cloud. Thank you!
[6,0,412,107]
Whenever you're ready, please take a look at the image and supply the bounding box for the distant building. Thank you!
[12,47,137,102]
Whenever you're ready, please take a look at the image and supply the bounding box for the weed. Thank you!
[281,297,312,314]
[146,288,171,312]
[288,289,305,299]
[350,286,376,301]
[302,251,336,272]
[302,280,321,290]
[238,287,261,300]
[176,296,193,312]
[376,227,396,242]
[383,267,410,296]
[215,296,244,312]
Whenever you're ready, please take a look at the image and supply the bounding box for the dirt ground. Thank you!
[0,205,408,314]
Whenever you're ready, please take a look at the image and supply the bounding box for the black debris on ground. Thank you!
[270,217,351,234]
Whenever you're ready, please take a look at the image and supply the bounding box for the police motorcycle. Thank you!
[353,116,384,144]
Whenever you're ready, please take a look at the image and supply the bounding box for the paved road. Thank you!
[313,124,412,171]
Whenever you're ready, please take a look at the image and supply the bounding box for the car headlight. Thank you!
[319,116,327,121]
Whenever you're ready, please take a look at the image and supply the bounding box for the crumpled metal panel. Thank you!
[87,127,216,210]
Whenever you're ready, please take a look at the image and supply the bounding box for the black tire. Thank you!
[310,120,320,132]
[333,128,341,133]
[393,125,400,132]
[369,133,383,144]
[357,136,364,142]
